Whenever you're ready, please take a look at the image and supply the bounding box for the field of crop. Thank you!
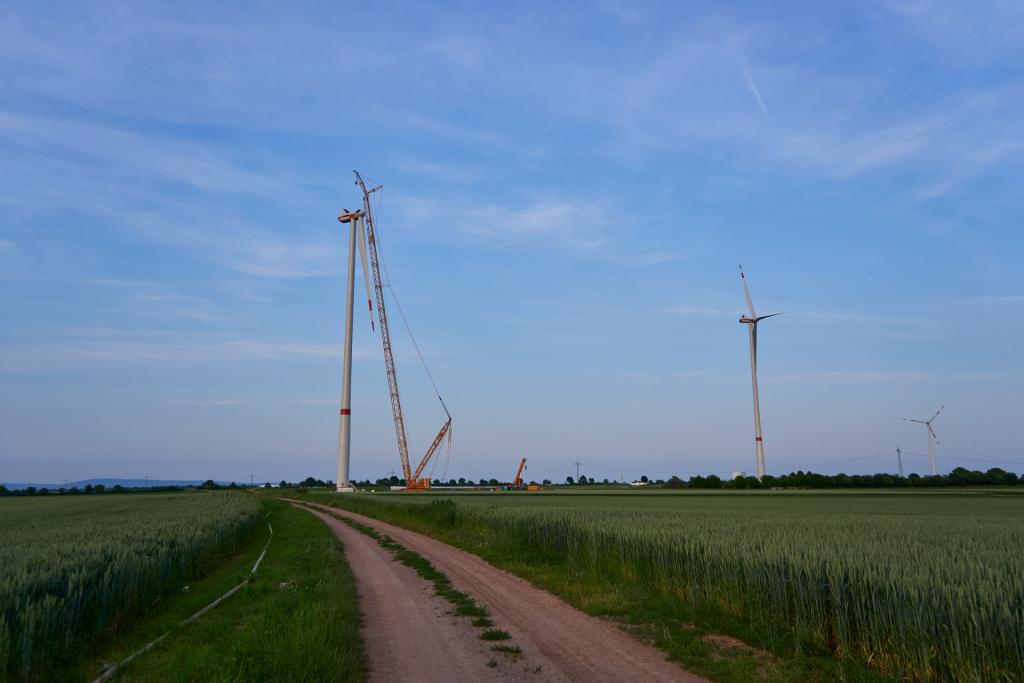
[316,490,1024,681]
[0,492,260,679]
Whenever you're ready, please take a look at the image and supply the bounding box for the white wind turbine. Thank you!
[904,406,944,476]
[334,205,377,492]
[739,265,781,479]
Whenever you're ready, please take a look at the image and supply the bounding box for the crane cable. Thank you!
[386,284,452,419]
[388,282,455,482]
[371,188,450,419]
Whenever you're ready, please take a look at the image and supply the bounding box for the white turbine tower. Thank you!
[334,207,370,493]
[904,406,943,476]
[738,265,781,479]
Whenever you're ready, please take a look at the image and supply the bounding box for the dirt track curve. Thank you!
[295,501,707,683]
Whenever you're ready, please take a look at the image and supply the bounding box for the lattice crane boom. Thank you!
[410,417,452,484]
[354,170,451,491]
[355,171,412,483]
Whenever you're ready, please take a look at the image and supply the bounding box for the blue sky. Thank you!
[2,1,1023,484]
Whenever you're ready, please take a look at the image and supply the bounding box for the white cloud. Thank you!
[395,196,612,252]
[0,338,353,373]
[85,203,338,280]
[391,194,681,266]
[666,306,737,317]
[393,156,480,184]
[87,278,226,322]
[765,369,1021,384]
[0,111,298,197]
[972,295,1024,304]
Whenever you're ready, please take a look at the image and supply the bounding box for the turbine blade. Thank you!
[739,264,757,318]
[357,217,374,332]
[928,424,940,444]
[756,312,783,321]
[930,405,944,422]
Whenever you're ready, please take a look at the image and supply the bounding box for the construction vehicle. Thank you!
[510,457,527,490]
[352,171,452,491]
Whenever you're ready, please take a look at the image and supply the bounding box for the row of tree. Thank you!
[6,467,1019,496]
[0,483,187,496]
[284,468,1024,489]
[689,467,1021,489]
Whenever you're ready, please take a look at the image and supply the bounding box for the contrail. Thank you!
[740,62,772,123]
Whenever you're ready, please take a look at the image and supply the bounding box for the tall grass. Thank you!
[0,492,259,679]
[319,492,1024,681]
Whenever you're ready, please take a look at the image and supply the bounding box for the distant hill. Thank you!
[1,478,231,491]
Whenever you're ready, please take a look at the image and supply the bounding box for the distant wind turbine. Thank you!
[739,265,781,479]
[904,406,943,476]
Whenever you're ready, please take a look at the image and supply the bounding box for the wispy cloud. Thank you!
[393,156,480,184]
[765,369,1022,384]
[786,310,927,326]
[591,0,644,23]
[0,338,347,373]
[0,110,342,280]
[0,112,301,197]
[74,201,338,280]
[393,194,684,266]
[527,16,1022,193]
[395,196,612,252]
[666,305,737,317]
[89,278,226,322]
[420,36,484,69]
[971,295,1024,304]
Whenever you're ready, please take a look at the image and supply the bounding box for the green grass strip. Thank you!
[93,519,274,682]
[92,498,365,682]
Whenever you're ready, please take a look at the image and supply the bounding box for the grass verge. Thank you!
[82,497,364,682]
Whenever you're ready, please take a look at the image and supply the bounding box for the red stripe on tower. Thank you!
[755,436,763,441]
[339,409,351,415]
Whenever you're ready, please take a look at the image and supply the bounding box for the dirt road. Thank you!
[296,501,706,683]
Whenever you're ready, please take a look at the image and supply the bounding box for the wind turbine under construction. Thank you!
[904,406,944,476]
[334,171,453,493]
[739,265,781,480]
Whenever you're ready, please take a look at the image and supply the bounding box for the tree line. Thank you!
[687,467,1021,489]
[5,466,1020,496]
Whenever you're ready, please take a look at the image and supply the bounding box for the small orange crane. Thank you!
[510,458,527,490]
